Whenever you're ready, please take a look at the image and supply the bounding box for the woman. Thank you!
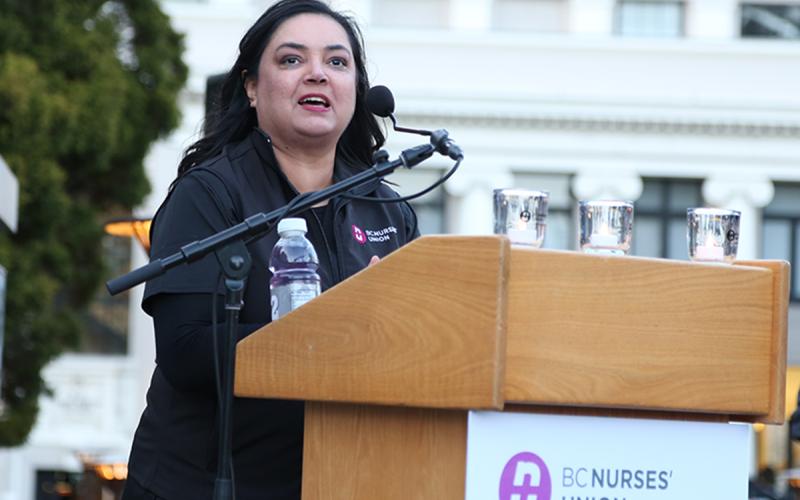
[122,1,418,499]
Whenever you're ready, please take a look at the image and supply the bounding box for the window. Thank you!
[493,0,568,33]
[615,1,685,37]
[36,469,80,500]
[386,169,447,235]
[632,178,702,259]
[741,3,800,39]
[372,0,449,29]
[763,183,800,301]
[513,173,574,250]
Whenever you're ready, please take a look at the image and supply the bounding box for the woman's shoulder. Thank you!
[180,133,257,182]
[156,155,243,230]
[181,146,239,186]
[174,135,258,195]
[164,166,234,223]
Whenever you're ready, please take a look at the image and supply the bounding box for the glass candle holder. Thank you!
[493,189,549,247]
[687,208,740,264]
[578,200,634,255]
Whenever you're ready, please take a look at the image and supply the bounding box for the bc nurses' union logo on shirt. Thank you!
[499,452,552,500]
[351,224,367,245]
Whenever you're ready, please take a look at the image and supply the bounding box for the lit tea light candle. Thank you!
[578,200,634,255]
[508,215,537,244]
[508,228,537,245]
[493,189,549,248]
[589,232,618,248]
[687,208,740,264]
[694,239,724,261]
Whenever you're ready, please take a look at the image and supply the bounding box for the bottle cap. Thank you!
[277,217,307,235]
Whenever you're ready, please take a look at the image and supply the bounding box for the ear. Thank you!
[243,72,257,108]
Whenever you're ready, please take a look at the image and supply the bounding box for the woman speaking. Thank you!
[122,1,418,498]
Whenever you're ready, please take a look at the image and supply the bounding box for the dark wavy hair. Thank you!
[175,0,384,181]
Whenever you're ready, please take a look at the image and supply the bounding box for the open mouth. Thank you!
[298,96,330,108]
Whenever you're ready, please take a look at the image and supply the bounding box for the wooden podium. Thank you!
[234,236,790,499]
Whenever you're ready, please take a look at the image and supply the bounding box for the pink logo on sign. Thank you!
[499,452,552,500]
[352,224,367,245]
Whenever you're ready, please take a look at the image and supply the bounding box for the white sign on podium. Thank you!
[466,411,750,500]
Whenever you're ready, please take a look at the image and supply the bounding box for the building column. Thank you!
[445,164,513,235]
[571,168,644,202]
[702,175,774,260]
[449,0,493,31]
[0,448,27,500]
[127,240,153,419]
[685,0,739,39]
[568,0,616,35]
[0,449,10,500]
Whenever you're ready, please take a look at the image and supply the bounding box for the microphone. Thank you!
[366,85,463,160]
[366,85,395,118]
[366,85,428,137]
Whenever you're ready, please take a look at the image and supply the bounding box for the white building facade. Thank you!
[3,0,800,498]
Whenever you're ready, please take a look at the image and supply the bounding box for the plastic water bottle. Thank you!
[269,217,321,321]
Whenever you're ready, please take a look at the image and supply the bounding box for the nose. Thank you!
[305,59,328,84]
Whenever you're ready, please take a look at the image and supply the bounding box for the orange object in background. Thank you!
[104,217,151,253]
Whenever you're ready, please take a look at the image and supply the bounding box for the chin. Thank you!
[295,124,346,142]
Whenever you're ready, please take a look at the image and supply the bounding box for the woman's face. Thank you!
[245,13,357,151]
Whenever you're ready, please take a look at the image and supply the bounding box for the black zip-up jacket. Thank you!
[126,129,419,500]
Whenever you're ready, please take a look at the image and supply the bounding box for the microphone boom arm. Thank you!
[388,115,430,137]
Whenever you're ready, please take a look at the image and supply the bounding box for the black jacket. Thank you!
[126,129,418,500]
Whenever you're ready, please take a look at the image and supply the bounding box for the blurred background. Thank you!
[2,0,800,498]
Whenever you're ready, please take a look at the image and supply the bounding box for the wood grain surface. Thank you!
[302,402,467,500]
[235,235,508,410]
[504,248,787,421]
[735,259,791,423]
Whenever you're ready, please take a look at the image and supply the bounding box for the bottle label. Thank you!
[270,282,321,321]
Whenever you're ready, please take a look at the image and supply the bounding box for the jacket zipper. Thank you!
[309,206,341,286]
[331,197,349,282]
[253,132,366,284]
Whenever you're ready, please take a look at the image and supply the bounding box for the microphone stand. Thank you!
[106,138,445,500]
[212,239,250,500]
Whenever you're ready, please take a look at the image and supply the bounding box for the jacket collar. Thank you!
[248,128,382,199]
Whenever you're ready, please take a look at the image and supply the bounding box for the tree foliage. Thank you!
[0,0,187,445]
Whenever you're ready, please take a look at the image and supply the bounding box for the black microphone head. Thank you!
[366,85,395,118]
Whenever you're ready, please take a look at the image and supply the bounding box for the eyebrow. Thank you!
[275,42,352,55]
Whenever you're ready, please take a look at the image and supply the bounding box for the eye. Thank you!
[280,55,301,66]
[329,57,348,68]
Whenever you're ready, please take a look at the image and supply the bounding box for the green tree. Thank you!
[0,0,187,445]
